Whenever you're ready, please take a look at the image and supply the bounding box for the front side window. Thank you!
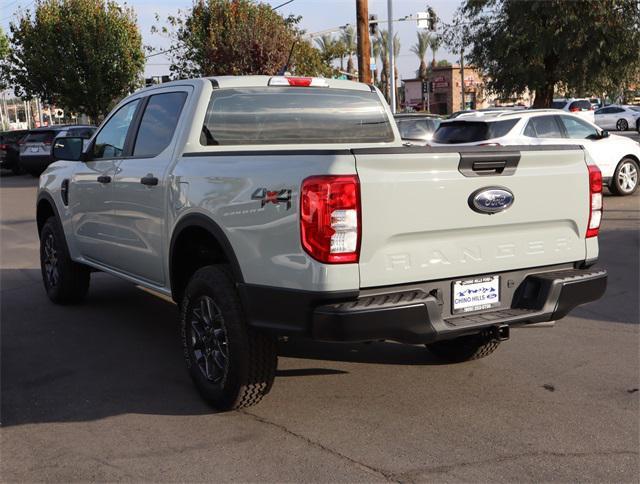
[133,92,187,157]
[201,87,394,145]
[524,116,563,138]
[92,100,140,159]
[560,116,599,139]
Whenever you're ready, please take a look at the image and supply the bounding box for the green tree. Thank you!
[156,0,331,78]
[0,28,9,90]
[449,0,640,107]
[6,0,144,120]
[411,31,430,80]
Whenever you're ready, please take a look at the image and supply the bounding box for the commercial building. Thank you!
[402,65,532,114]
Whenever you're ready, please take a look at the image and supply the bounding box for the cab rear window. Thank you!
[432,119,518,144]
[201,87,394,145]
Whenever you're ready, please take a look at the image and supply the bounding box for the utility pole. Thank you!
[387,0,396,113]
[356,0,372,84]
[460,49,465,111]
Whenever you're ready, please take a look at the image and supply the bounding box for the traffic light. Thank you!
[427,6,436,31]
[369,14,378,36]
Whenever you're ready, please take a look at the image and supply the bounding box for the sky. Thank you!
[1,0,463,80]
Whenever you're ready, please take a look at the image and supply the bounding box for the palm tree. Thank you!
[315,34,337,64]
[376,31,390,100]
[411,31,430,80]
[340,25,357,76]
[393,33,401,111]
[429,35,442,68]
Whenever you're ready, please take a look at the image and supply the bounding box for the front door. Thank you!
[70,99,141,266]
[109,90,190,285]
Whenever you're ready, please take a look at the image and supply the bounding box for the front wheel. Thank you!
[616,119,629,131]
[610,158,639,196]
[40,217,90,304]
[426,333,501,363]
[181,265,277,410]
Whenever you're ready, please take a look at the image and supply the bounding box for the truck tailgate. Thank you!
[354,146,589,288]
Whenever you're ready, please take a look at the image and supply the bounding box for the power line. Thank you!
[272,0,295,11]
[1,1,35,23]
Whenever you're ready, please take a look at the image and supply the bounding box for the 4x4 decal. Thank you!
[251,188,292,210]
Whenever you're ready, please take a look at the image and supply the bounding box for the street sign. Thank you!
[54,109,64,119]
[416,11,429,29]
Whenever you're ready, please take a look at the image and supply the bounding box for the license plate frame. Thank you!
[452,275,501,315]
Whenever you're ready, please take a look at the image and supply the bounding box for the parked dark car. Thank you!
[20,125,96,177]
[394,113,442,145]
[0,130,29,174]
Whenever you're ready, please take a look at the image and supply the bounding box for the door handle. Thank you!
[97,175,111,184]
[140,175,159,186]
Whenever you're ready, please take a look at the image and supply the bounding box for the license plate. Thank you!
[30,147,39,152]
[452,276,500,314]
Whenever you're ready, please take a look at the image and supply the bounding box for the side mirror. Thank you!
[52,137,85,161]
[600,130,610,139]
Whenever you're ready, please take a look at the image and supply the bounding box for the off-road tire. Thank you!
[610,157,639,196]
[426,333,501,363]
[40,216,90,304]
[180,265,277,410]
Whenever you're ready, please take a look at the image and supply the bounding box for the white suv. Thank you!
[432,110,640,195]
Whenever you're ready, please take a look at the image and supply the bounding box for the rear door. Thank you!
[354,146,589,288]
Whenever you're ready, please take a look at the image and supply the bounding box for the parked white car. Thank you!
[432,110,640,195]
[594,105,640,132]
[551,98,595,123]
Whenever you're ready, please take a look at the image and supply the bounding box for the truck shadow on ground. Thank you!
[0,270,447,427]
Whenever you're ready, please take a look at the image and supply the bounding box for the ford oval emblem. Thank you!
[469,187,514,214]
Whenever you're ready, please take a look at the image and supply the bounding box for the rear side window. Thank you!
[432,119,517,143]
[551,101,567,109]
[569,100,591,111]
[25,131,55,143]
[134,92,188,157]
[396,118,440,140]
[630,107,640,113]
[523,116,563,138]
[201,87,394,145]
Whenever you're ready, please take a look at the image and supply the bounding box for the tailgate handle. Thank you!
[472,161,506,174]
[458,152,521,177]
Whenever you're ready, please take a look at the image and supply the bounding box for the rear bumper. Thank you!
[241,266,607,344]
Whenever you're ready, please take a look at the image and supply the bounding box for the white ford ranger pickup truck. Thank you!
[37,76,607,409]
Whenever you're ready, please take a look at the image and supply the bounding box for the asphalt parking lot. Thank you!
[1,162,638,482]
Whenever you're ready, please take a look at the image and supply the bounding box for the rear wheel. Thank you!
[40,217,90,304]
[426,333,501,363]
[616,119,628,131]
[181,265,277,410]
[610,158,639,196]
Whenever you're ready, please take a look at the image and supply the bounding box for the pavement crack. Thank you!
[241,410,399,482]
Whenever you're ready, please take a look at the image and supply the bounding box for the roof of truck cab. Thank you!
[135,75,375,94]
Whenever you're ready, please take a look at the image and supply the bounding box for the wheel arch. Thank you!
[36,192,61,238]
[169,213,244,303]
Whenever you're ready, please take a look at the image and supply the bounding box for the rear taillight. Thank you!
[570,107,580,112]
[0,144,7,150]
[300,175,360,264]
[586,164,602,238]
